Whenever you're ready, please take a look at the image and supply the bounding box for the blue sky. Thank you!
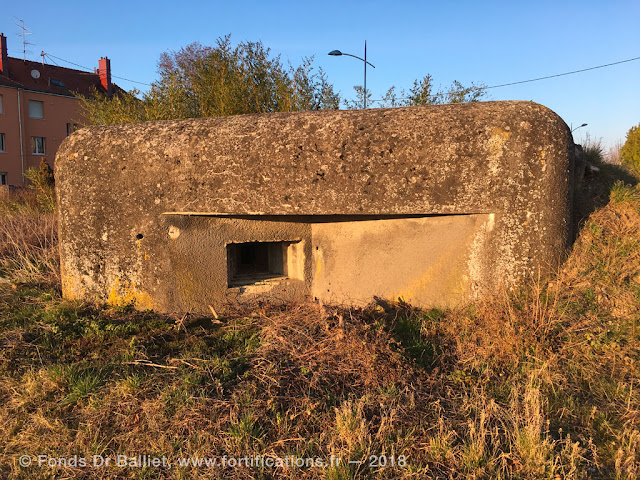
[1,0,638,147]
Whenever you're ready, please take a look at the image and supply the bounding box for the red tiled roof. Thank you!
[0,56,115,97]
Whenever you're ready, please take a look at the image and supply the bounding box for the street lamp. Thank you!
[328,41,375,109]
[571,123,588,133]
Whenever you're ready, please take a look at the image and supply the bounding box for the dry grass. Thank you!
[0,170,639,479]
[581,134,606,165]
[0,183,59,287]
[0,208,58,285]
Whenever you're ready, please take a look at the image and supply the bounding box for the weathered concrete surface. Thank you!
[55,101,576,312]
[160,215,311,311]
[310,214,493,307]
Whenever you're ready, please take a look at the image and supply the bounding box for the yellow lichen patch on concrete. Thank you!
[107,278,154,310]
[61,276,81,300]
[488,127,512,154]
[486,127,513,175]
[539,149,548,171]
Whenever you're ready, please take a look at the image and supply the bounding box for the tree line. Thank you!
[78,35,487,125]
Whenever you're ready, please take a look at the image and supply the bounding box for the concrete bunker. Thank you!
[55,101,577,313]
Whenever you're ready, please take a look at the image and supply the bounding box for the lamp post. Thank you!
[328,41,375,109]
[571,123,588,133]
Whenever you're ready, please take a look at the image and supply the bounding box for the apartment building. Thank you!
[0,33,116,188]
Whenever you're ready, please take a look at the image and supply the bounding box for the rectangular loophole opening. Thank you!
[227,241,291,287]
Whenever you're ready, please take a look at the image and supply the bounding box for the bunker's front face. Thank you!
[55,101,575,313]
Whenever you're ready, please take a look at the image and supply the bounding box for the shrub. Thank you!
[620,122,640,174]
[24,158,56,214]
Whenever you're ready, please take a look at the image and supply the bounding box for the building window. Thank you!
[66,123,80,136]
[0,94,3,114]
[28,100,44,119]
[0,133,4,152]
[32,136,45,155]
[0,173,6,185]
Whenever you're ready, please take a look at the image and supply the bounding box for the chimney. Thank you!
[98,56,112,93]
[0,33,8,76]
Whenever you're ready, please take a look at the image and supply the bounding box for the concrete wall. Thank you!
[311,214,493,307]
[55,101,576,312]
[161,215,311,311]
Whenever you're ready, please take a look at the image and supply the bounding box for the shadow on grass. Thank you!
[573,158,638,238]
[374,297,446,371]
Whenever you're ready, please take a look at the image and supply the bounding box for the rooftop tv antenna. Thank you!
[15,18,33,61]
